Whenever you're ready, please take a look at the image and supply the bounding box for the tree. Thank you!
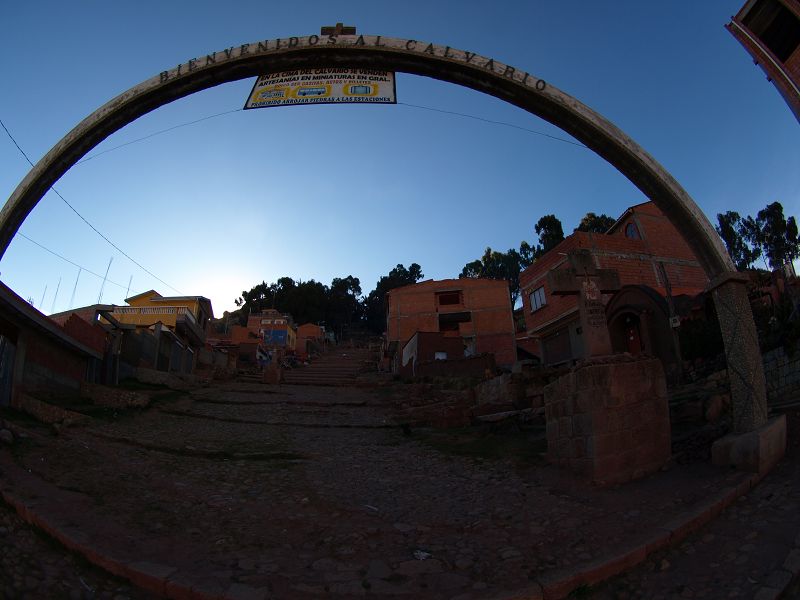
[519,240,535,270]
[715,211,761,271]
[459,246,523,305]
[754,202,800,271]
[576,212,615,234]
[534,214,565,258]
[235,274,365,330]
[235,280,272,321]
[287,279,328,324]
[363,263,424,334]
[326,275,363,338]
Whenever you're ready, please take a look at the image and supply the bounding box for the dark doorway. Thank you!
[0,335,16,407]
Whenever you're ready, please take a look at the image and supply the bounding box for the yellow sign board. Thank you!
[245,68,396,108]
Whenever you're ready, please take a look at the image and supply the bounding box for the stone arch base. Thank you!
[709,274,786,473]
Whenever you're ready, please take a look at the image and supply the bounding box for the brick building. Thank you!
[0,282,103,408]
[98,290,214,374]
[295,323,325,360]
[385,278,516,371]
[233,309,296,350]
[210,309,298,369]
[727,0,800,121]
[519,201,710,374]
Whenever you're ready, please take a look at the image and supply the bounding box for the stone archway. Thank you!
[0,30,777,465]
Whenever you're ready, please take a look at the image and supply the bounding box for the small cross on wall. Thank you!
[320,22,357,35]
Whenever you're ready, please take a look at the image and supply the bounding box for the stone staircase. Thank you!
[282,347,374,386]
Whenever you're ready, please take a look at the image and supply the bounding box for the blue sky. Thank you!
[1,1,798,315]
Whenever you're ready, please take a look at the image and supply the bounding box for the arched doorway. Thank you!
[0,30,767,436]
[610,312,644,355]
[607,285,680,382]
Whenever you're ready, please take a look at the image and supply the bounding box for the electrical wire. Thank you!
[2,98,584,299]
[0,118,36,165]
[397,102,588,148]
[0,118,182,295]
[16,232,128,290]
[76,108,243,165]
[66,102,586,167]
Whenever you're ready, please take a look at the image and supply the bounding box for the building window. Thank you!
[530,286,547,312]
[438,311,471,332]
[625,222,641,240]
[434,352,448,360]
[436,291,462,306]
[743,0,800,62]
[274,319,285,325]
[260,319,272,325]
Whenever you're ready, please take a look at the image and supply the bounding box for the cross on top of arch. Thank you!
[320,23,357,35]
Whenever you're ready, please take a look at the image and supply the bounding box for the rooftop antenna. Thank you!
[98,257,113,304]
[69,267,81,309]
[50,277,62,314]
[39,284,47,310]
[125,275,133,300]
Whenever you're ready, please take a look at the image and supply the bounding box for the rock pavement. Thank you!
[0,382,797,599]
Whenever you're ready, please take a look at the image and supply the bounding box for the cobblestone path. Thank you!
[0,384,797,599]
[590,408,800,599]
[0,500,151,599]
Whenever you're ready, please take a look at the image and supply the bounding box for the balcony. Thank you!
[112,306,205,346]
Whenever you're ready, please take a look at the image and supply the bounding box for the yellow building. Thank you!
[110,290,214,372]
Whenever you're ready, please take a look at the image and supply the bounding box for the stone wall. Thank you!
[414,355,495,379]
[391,386,473,429]
[762,346,800,406]
[669,370,731,425]
[671,346,799,421]
[79,382,150,409]
[544,357,671,486]
[473,364,567,413]
[12,394,87,426]
[197,347,229,370]
[135,368,199,390]
[474,373,521,407]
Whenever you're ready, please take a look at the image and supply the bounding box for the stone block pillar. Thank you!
[544,357,671,486]
[709,274,786,473]
[263,364,282,384]
[709,275,768,433]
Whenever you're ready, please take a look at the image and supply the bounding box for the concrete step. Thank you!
[300,367,364,374]
[282,348,375,386]
[282,379,356,387]
[283,371,356,380]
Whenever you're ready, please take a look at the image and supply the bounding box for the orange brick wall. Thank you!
[386,278,516,366]
[62,315,108,355]
[230,325,257,344]
[520,202,709,340]
[23,332,88,392]
[624,202,700,261]
[295,323,323,356]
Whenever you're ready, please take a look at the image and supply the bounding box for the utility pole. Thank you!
[50,277,61,314]
[98,257,113,304]
[69,267,81,309]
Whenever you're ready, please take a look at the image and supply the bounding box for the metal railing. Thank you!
[114,306,197,323]
[176,306,197,324]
